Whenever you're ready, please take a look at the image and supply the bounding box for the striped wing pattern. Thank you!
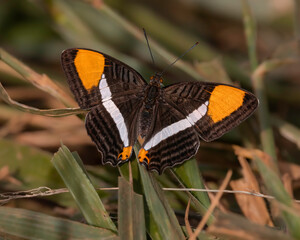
[164,82,258,142]
[85,95,142,166]
[61,48,147,109]
[139,102,200,174]
[62,48,258,174]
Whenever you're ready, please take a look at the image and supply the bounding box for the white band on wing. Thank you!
[144,102,208,151]
[99,74,129,147]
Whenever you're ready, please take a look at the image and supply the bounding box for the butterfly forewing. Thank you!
[164,82,258,141]
[61,48,147,109]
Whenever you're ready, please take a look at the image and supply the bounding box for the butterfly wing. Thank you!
[137,101,200,174]
[61,48,147,165]
[85,94,143,166]
[61,48,147,108]
[164,82,258,142]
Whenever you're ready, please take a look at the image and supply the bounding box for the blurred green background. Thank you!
[0,0,300,239]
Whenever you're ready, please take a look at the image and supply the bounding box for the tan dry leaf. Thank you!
[232,145,273,226]
[233,145,277,172]
[230,179,273,226]
[0,166,9,180]
[279,161,300,181]
[282,173,293,198]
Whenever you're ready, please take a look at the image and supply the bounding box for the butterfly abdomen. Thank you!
[137,85,162,139]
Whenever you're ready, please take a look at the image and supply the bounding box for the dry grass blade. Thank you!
[0,82,86,117]
[184,198,193,236]
[272,116,300,149]
[0,48,76,107]
[206,190,227,213]
[189,170,233,240]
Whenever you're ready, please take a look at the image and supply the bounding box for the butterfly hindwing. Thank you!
[85,95,142,166]
[164,82,259,142]
[138,102,200,174]
[61,48,147,109]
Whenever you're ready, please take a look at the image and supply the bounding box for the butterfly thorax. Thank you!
[149,73,163,86]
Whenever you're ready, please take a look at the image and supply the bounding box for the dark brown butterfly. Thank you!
[61,48,258,174]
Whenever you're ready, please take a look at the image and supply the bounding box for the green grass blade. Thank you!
[118,177,146,240]
[242,0,258,71]
[252,58,297,169]
[51,144,117,232]
[0,207,118,240]
[173,159,213,224]
[208,211,293,240]
[138,163,185,240]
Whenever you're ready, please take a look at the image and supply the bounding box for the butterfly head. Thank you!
[150,73,163,87]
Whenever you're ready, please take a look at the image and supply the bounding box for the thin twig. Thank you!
[1,185,300,205]
[184,198,193,236]
[189,170,232,240]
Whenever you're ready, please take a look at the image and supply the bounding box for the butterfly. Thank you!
[61,48,258,174]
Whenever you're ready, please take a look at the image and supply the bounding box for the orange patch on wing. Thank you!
[74,49,105,90]
[138,148,150,164]
[118,146,133,160]
[207,85,245,123]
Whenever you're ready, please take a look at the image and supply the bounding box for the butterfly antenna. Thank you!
[143,28,155,66]
[159,41,199,77]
